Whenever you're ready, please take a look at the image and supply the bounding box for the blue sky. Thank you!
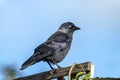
[0,0,120,79]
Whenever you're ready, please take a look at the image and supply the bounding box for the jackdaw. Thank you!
[20,22,80,70]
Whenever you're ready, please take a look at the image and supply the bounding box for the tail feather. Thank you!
[20,57,38,70]
[20,52,51,70]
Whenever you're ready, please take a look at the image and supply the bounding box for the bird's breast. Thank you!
[52,42,72,63]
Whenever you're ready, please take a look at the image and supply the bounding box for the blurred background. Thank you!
[0,0,120,79]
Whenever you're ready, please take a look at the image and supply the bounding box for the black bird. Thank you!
[20,22,80,70]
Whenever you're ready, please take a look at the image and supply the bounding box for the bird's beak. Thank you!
[74,26,80,30]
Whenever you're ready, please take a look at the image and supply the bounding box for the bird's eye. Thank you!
[68,25,72,28]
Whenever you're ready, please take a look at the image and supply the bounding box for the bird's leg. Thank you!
[47,61,57,78]
[47,61,54,70]
[55,63,62,69]
[56,63,62,69]
[52,59,62,69]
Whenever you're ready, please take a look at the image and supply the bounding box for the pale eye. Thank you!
[69,25,72,28]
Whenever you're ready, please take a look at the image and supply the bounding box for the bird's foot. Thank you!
[50,69,57,78]
[50,69,56,73]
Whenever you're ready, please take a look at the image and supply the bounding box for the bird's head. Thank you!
[58,22,80,34]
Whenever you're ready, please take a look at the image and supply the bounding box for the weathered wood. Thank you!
[15,62,91,80]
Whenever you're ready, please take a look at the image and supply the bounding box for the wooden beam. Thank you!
[15,62,91,80]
